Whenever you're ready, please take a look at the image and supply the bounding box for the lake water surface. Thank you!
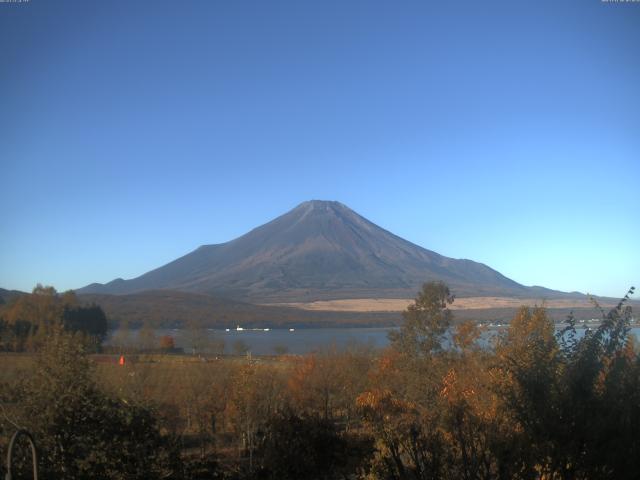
[106,325,640,356]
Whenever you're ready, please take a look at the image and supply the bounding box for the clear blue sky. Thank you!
[1,0,638,298]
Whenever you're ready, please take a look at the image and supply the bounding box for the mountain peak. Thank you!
[78,201,537,301]
[294,200,350,214]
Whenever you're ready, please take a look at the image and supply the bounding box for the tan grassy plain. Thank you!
[270,297,624,312]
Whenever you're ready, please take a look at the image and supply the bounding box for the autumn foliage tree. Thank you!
[494,287,640,479]
[0,285,107,352]
[2,280,638,480]
[358,282,457,479]
[358,282,640,479]
[159,335,176,351]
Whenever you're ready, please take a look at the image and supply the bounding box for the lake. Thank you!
[105,325,640,356]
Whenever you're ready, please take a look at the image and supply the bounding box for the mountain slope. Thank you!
[78,200,565,301]
[0,288,26,305]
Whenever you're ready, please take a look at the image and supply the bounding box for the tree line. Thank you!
[0,281,637,479]
[0,285,108,352]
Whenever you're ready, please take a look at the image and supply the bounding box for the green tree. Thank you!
[388,281,454,357]
[62,303,108,349]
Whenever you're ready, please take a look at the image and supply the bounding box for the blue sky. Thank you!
[1,0,638,298]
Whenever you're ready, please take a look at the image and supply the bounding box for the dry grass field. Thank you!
[1,352,293,414]
[273,296,629,312]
